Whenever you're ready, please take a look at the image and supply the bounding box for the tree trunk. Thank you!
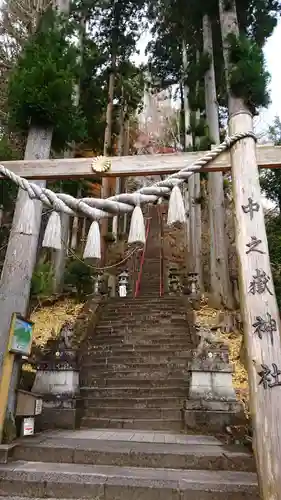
[0,126,53,415]
[52,2,82,292]
[101,55,116,260]
[70,215,78,250]
[182,40,193,149]
[182,41,201,281]
[195,50,201,149]
[203,13,234,309]
[103,67,115,156]
[112,93,125,240]
[189,173,203,290]
[179,83,185,149]
[123,115,130,155]
[219,1,281,497]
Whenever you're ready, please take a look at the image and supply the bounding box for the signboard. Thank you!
[35,399,43,415]
[8,314,34,356]
[23,417,34,436]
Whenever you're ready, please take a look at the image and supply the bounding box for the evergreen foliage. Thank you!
[260,116,281,307]
[0,135,20,212]
[266,214,281,308]
[31,259,54,299]
[8,8,86,151]
[64,258,95,298]
[237,0,280,47]
[261,117,281,211]
[227,33,270,114]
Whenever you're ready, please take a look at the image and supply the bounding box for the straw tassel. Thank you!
[42,211,62,250]
[83,220,101,260]
[167,185,186,226]
[14,196,36,235]
[128,205,146,245]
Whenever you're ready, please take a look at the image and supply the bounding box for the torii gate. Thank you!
[0,133,281,498]
[0,143,279,179]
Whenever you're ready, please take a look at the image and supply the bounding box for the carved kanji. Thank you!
[252,313,277,345]
[258,363,281,389]
[249,269,273,296]
[246,236,265,255]
[242,198,260,220]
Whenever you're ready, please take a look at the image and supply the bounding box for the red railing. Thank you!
[134,218,151,298]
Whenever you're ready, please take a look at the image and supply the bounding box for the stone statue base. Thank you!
[183,344,244,432]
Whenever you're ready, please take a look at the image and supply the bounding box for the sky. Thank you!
[134,18,281,138]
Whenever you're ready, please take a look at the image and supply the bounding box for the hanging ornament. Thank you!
[83,220,101,260]
[42,211,62,250]
[167,185,186,226]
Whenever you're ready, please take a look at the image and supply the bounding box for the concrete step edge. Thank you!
[0,462,258,494]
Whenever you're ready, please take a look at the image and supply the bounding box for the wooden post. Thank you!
[203,13,234,309]
[0,127,52,418]
[219,0,281,497]
[189,173,203,290]
[184,186,190,250]
[0,315,17,441]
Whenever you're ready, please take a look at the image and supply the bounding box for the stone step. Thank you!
[104,300,184,307]
[95,321,189,331]
[82,352,191,365]
[12,433,255,472]
[93,330,190,339]
[100,312,187,321]
[81,376,189,388]
[105,297,186,306]
[82,359,190,369]
[0,461,258,498]
[80,386,188,398]
[83,396,184,408]
[82,338,192,348]
[83,344,193,355]
[103,305,185,312]
[82,372,188,385]
[104,301,186,309]
[80,416,183,431]
[92,331,191,341]
[83,407,182,420]
[83,372,189,385]
[86,334,192,344]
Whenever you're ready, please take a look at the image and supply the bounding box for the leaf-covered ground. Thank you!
[30,299,84,347]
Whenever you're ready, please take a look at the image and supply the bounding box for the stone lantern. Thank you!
[187,272,199,296]
[118,270,129,297]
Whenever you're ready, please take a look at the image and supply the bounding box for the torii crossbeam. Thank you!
[0,144,280,180]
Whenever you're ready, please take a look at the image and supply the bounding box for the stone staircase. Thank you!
[79,295,194,431]
[0,205,259,498]
[78,205,192,431]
